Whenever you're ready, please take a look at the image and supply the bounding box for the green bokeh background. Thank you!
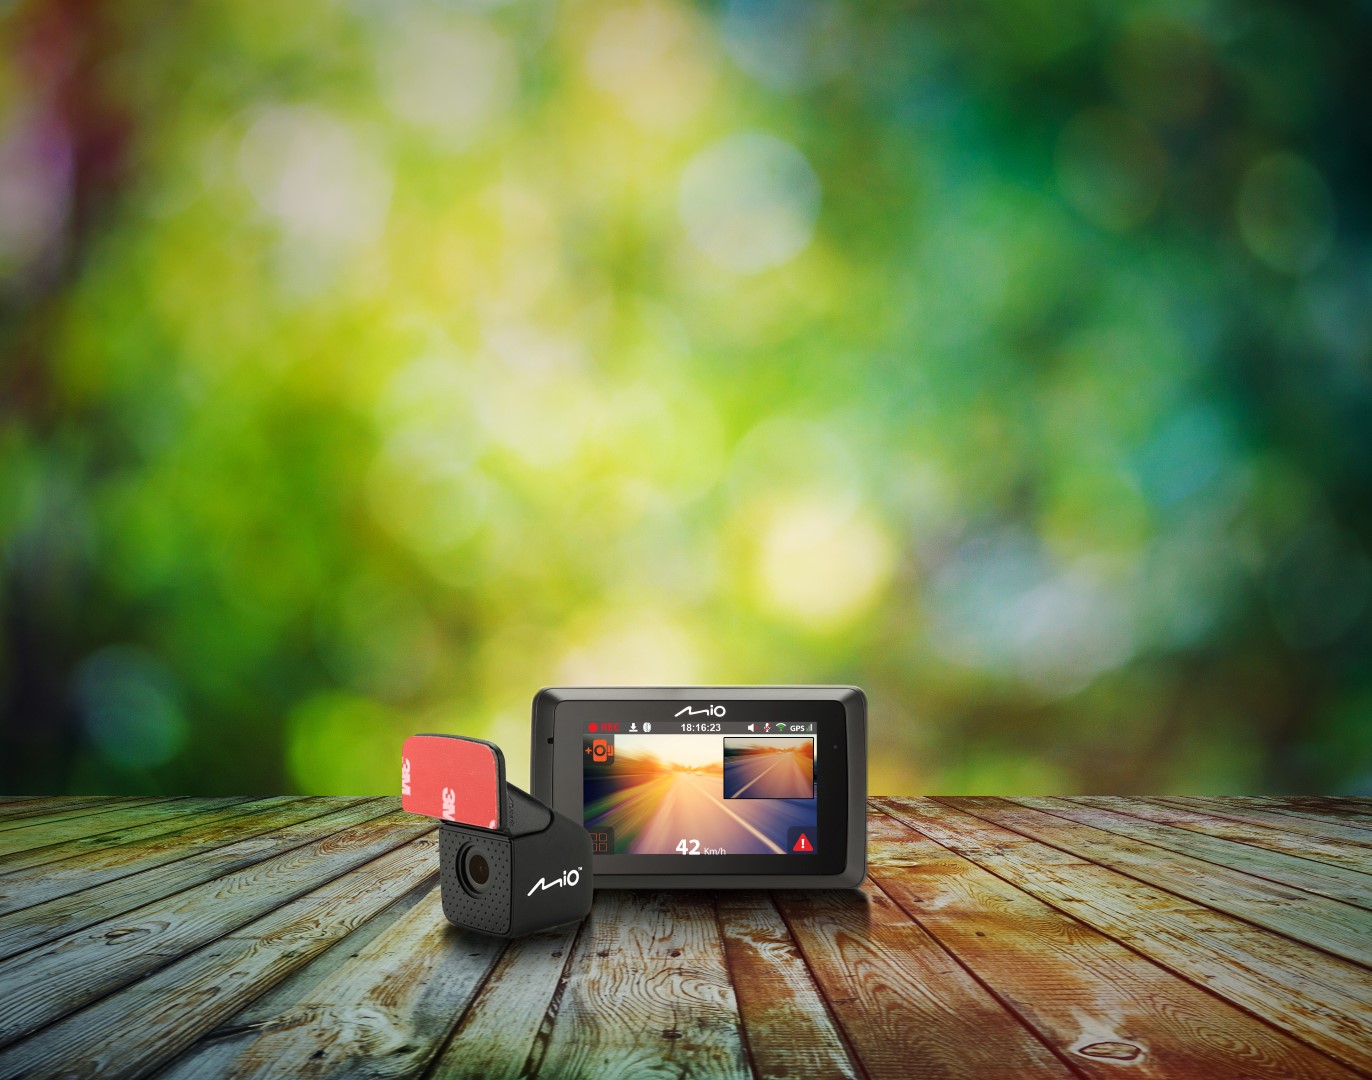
[2,0,1370,797]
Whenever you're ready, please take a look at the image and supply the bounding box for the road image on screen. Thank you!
[723,737,814,799]
[583,733,816,855]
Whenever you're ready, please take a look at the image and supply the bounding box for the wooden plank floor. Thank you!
[0,796,1368,1079]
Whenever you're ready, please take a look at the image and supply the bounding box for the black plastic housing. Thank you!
[439,782,593,938]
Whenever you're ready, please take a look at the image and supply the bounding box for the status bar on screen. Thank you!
[588,721,816,736]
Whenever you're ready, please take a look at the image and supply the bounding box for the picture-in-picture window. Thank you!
[723,738,814,799]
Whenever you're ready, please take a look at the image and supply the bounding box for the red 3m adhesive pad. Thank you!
[401,734,503,829]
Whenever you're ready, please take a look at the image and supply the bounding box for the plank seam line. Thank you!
[0,795,183,825]
[163,871,446,1071]
[708,891,765,1080]
[718,890,870,1080]
[514,914,593,1080]
[769,889,884,1080]
[0,797,187,836]
[892,798,1372,1080]
[947,796,1372,973]
[0,801,149,828]
[1199,799,1372,834]
[0,797,396,928]
[0,799,184,838]
[1150,797,1372,842]
[0,814,439,1054]
[1007,798,1372,910]
[1086,798,1372,879]
[0,797,290,880]
[0,796,176,822]
[0,796,341,875]
[0,798,134,821]
[866,804,1091,1080]
[1213,799,1372,830]
[414,914,582,1080]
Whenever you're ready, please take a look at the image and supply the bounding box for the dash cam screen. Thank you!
[582,725,819,857]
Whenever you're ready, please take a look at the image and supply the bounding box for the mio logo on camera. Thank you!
[527,866,582,896]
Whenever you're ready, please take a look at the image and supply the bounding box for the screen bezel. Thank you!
[530,686,866,888]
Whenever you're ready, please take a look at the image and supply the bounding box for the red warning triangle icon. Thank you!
[792,833,813,852]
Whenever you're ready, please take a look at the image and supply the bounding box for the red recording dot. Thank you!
[588,723,598,732]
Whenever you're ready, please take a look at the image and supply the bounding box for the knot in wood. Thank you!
[1079,1041,1142,1061]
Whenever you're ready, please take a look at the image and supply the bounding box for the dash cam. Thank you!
[401,734,593,937]
[531,686,867,889]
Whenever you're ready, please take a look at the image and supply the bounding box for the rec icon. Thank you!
[401,734,594,938]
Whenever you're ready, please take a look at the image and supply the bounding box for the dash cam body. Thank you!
[403,734,593,938]
[437,782,593,937]
[531,685,867,890]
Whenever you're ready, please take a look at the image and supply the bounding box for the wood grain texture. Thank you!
[527,889,750,1080]
[0,797,385,960]
[716,891,860,1080]
[1154,797,1372,849]
[0,805,431,1047]
[0,795,252,856]
[158,885,506,1080]
[0,833,439,1079]
[866,805,1359,1080]
[0,796,133,821]
[773,882,1073,1079]
[880,797,1372,1075]
[1011,796,1372,910]
[0,795,263,875]
[1068,796,1372,876]
[0,795,176,836]
[172,866,448,1050]
[1211,797,1372,828]
[940,796,1372,968]
[430,919,585,1079]
[1,796,1370,1080]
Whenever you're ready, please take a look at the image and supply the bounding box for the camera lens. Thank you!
[459,844,492,894]
[468,852,490,887]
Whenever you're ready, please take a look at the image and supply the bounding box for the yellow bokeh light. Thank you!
[376,13,518,147]
[751,496,896,631]
[555,608,703,684]
[583,1,716,131]
[237,105,391,249]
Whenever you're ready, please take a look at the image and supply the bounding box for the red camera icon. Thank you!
[590,738,614,763]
